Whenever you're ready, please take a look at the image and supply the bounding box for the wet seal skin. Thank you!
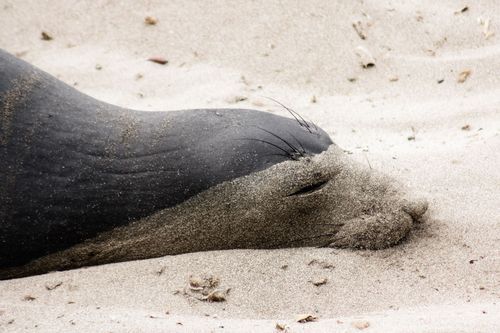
[0,49,428,279]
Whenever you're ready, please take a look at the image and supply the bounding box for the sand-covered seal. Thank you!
[0,49,428,279]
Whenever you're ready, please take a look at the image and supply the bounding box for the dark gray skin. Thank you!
[0,49,333,277]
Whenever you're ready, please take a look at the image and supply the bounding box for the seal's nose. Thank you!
[402,197,429,222]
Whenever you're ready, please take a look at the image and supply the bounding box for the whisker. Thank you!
[255,126,301,156]
[237,138,296,160]
[264,97,317,134]
[289,108,312,131]
[308,119,319,132]
[264,97,311,131]
[287,131,307,155]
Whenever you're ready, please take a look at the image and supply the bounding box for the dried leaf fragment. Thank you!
[454,6,469,14]
[206,290,226,302]
[311,277,328,286]
[352,320,370,330]
[41,31,53,41]
[352,21,367,39]
[457,70,471,83]
[479,18,495,39]
[189,276,205,288]
[148,57,168,65]
[225,95,248,104]
[355,46,375,68]
[45,281,63,290]
[275,323,287,331]
[185,275,227,302]
[308,259,335,269]
[144,16,158,25]
[425,49,436,57]
[296,314,318,323]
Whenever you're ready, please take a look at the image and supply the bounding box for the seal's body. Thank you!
[0,50,427,279]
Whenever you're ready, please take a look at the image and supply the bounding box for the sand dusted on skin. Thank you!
[0,0,499,332]
[1,143,426,279]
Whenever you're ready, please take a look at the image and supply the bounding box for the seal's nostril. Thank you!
[402,198,429,222]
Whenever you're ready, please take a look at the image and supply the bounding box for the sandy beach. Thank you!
[0,1,499,332]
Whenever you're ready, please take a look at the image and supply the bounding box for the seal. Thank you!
[0,49,428,279]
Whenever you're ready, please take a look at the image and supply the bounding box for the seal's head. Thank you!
[245,146,429,250]
[152,129,429,253]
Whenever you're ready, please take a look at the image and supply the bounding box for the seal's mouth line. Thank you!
[288,180,329,197]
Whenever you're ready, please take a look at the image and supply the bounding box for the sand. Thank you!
[0,0,499,332]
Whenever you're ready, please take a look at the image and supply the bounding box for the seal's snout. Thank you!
[402,197,429,222]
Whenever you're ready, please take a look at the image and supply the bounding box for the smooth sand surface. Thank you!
[1,1,499,332]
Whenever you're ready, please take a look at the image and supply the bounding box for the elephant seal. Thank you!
[0,49,428,280]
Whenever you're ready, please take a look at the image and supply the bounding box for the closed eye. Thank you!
[288,180,329,197]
